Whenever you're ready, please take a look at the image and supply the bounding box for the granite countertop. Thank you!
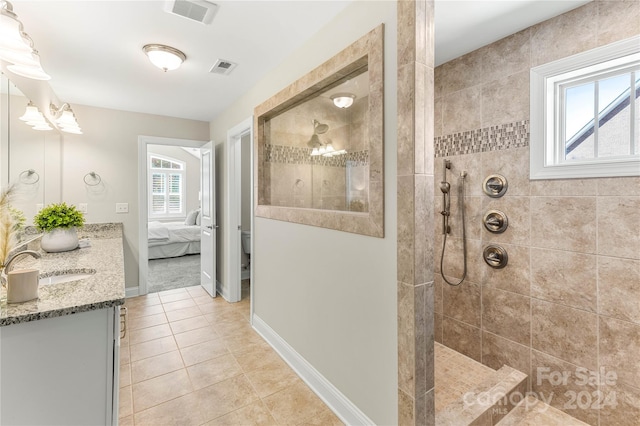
[0,223,126,327]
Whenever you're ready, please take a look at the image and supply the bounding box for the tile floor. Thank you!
[119,285,343,425]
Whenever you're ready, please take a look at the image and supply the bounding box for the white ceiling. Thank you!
[7,0,591,123]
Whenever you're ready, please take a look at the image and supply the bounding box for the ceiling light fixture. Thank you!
[50,102,82,134]
[0,1,51,80]
[19,101,52,131]
[330,93,356,109]
[143,44,186,72]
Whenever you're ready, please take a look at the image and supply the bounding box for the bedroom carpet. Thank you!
[148,254,201,293]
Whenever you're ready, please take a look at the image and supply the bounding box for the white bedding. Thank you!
[148,221,201,259]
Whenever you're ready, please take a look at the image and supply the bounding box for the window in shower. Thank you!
[530,35,640,179]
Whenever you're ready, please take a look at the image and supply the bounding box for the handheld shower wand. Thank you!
[439,159,467,286]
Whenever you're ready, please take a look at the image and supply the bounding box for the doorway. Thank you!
[137,136,210,296]
[224,118,253,310]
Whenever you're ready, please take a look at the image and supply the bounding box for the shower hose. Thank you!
[440,172,467,286]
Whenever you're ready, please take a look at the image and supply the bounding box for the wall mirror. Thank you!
[254,25,384,237]
[1,72,61,227]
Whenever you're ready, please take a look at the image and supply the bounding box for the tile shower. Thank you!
[264,91,370,212]
[431,1,640,425]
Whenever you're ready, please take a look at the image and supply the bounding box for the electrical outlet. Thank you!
[115,203,129,213]
[77,203,88,214]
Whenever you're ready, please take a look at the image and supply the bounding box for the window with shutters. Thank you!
[148,155,185,219]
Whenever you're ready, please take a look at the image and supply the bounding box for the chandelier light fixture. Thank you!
[0,0,51,80]
[19,101,52,131]
[50,102,82,134]
[142,44,186,72]
[330,93,356,109]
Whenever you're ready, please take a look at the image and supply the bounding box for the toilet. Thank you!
[241,231,251,278]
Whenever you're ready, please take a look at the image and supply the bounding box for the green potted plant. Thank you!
[34,202,85,252]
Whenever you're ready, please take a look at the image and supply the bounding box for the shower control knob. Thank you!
[483,210,508,234]
[483,245,508,269]
[483,174,508,198]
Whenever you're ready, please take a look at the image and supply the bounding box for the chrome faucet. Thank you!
[1,250,41,286]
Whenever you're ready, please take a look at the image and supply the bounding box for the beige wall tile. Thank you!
[598,256,640,325]
[482,197,530,246]
[484,243,530,296]
[481,331,530,376]
[435,153,483,196]
[597,177,640,196]
[531,299,597,370]
[442,317,482,362]
[398,389,414,426]
[597,0,640,45]
[437,51,483,96]
[398,282,416,396]
[599,316,640,389]
[415,283,435,396]
[531,248,597,312]
[398,175,416,284]
[434,274,443,314]
[440,237,484,284]
[480,29,531,83]
[434,313,443,344]
[530,179,597,197]
[598,197,640,260]
[481,71,530,128]
[441,87,481,135]
[530,197,597,253]
[530,350,599,425]
[442,279,481,327]
[481,147,530,197]
[415,175,435,284]
[434,97,443,138]
[398,63,416,177]
[530,2,598,66]
[482,287,531,346]
[599,382,640,426]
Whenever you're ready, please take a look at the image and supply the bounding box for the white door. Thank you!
[200,142,216,297]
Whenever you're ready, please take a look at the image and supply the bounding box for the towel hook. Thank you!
[83,171,102,186]
[19,169,40,184]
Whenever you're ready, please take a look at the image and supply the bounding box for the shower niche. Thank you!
[254,25,384,238]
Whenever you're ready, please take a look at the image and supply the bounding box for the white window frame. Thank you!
[148,154,186,219]
[530,35,640,180]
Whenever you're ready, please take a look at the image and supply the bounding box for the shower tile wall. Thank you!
[265,95,369,211]
[433,2,640,425]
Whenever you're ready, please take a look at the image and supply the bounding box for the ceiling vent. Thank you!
[164,0,219,25]
[209,59,237,76]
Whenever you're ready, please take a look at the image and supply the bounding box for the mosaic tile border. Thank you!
[435,120,529,157]
[265,144,369,167]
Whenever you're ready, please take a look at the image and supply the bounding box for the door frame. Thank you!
[224,117,253,311]
[137,135,209,296]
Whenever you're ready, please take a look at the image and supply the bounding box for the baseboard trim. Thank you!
[125,287,140,298]
[252,315,374,426]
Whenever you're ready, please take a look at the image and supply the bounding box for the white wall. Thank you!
[61,104,209,288]
[147,144,201,218]
[209,2,397,423]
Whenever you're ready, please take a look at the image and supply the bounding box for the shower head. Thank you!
[440,181,450,194]
[307,133,321,148]
[313,119,329,134]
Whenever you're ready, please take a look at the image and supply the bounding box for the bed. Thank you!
[148,221,201,260]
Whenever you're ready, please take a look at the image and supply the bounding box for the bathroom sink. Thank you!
[39,270,96,285]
